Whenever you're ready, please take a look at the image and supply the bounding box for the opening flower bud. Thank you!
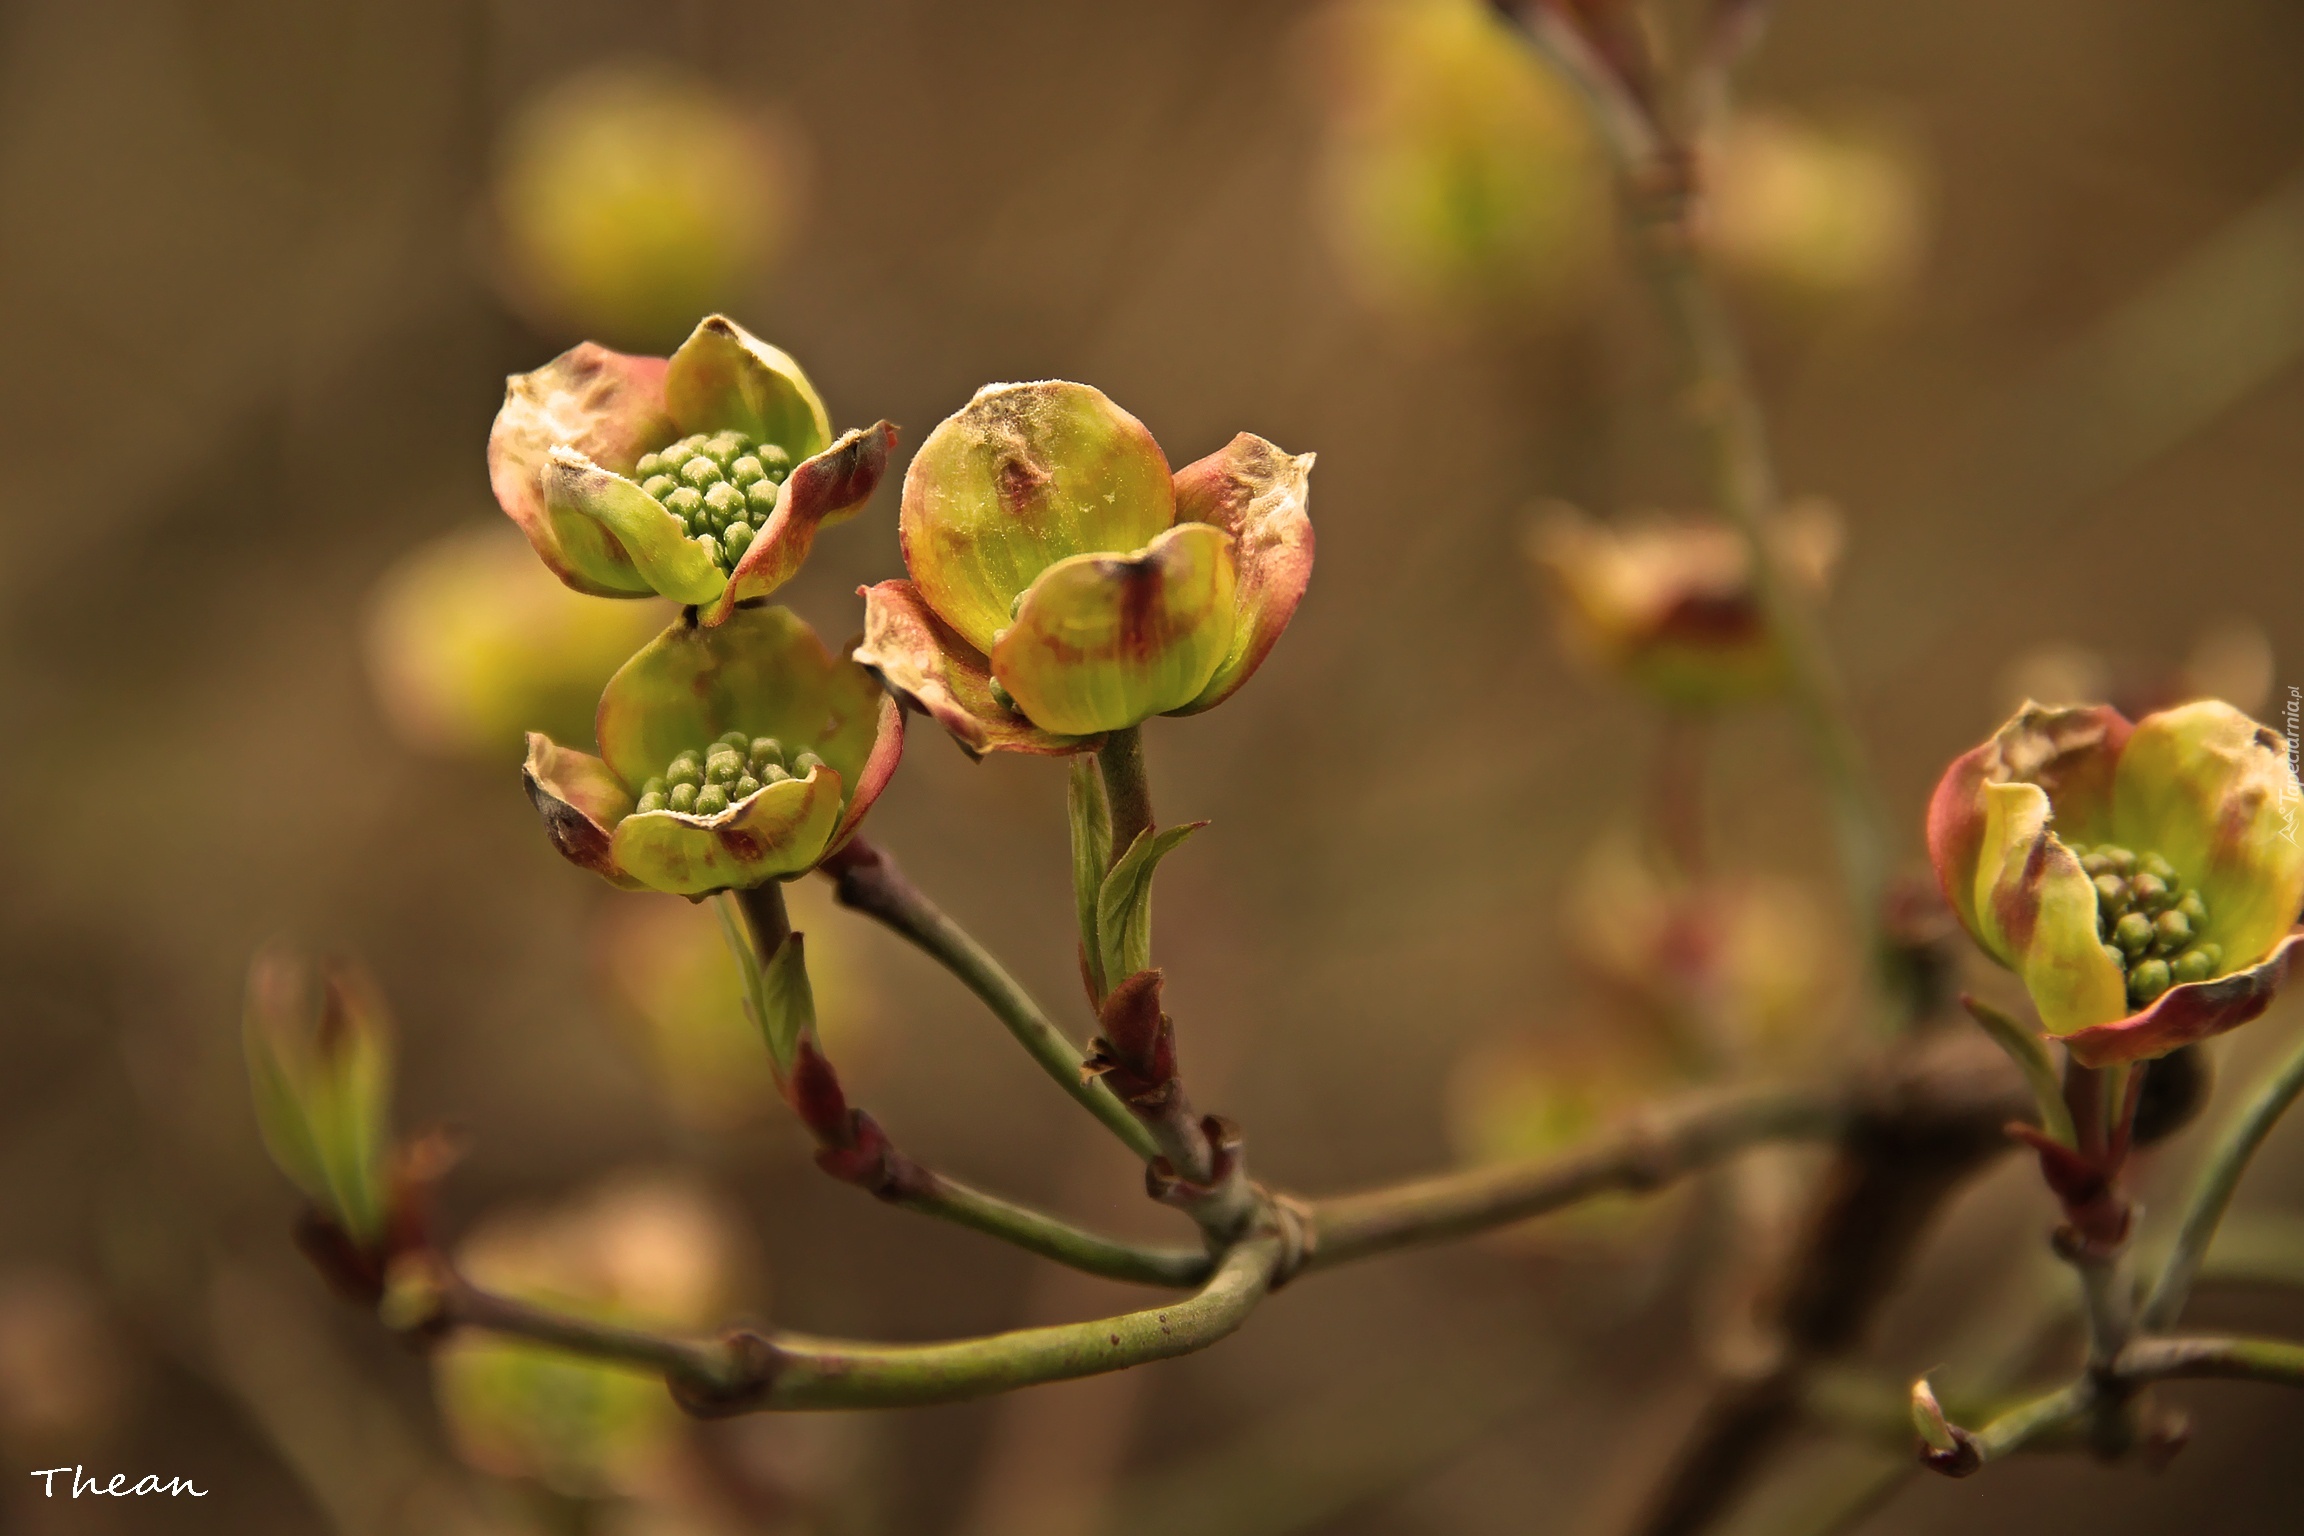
[489,316,895,618]
[860,387,1314,752]
[522,605,905,895]
[1929,700,2304,1064]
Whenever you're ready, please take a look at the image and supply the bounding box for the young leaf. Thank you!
[716,894,815,1081]
[1096,822,1206,989]
[1961,994,2077,1148]
[761,932,817,1080]
[1069,754,1113,999]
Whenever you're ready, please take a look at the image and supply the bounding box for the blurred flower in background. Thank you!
[1305,0,1609,331]
[1448,1030,1686,1245]
[1998,617,2275,722]
[435,1173,746,1500]
[1528,499,1842,710]
[366,523,670,758]
[487,65,805,351]
[595,881,882,1133]
[1568,834,1840,1074]
[1702,109,1928,308]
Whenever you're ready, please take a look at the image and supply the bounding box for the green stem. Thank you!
[1096,726,1155,868]
[1962,1380,2095,1465]
[1959,996,2076,1147]
[2141,1026,2304,1330]
[1304,1085,1845,1270]
[891,1169,1210,1288]
[2115,1333,2304,1389]
[822,839,1159,1161]
[447,1278,749,1395]
[754,1235,1277,1409]
[443,1237,1276,1413]
[1940,1334,2304,1474]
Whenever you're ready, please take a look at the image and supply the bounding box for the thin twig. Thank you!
[2115,1333,2304,1390]
[1620,1039,2028,1536]
[728,875,1201,1285]
[437,1237,1282,1415]
[746,1235,1278,1410]
[821,838,1160,1160]
[1497,2,1890,1010]
[2142,1026,2304,1330]
[887,1168,1211,1289]
[1306,1085,1847,1270]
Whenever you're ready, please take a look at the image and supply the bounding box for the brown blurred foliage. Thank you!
[3,1,2303,1533]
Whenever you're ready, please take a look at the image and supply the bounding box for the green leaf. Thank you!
[721,892,817,1081]
[244,1010,327,1205]
[762,932,816,1079]
[1096,822,1205,990]
[1069,755,1113,999]
[718,894,797,1079]
[1961,994,2077,1148]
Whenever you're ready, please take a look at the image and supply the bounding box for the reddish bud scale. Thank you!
[787,1035,854,1148]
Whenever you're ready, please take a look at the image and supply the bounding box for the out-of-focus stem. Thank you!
[2115,1333,2304,1389]
[447,1277,748,1393]
[2142,1027,2304,1330]
[1635,227,1887,994]
[1959,1380,2095,1467]
[1306,1085,1846,1270]
[1500,7,1891,1009]
[821,839,1159,1161]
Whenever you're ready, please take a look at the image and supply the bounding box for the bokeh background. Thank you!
[5,0,2304,1532]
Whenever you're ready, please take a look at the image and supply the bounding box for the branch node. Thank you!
[669,1329,784,1419]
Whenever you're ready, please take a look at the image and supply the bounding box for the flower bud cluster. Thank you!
[634,730,824,818]
[2075,843,2221,1008]
[634,431,794,574]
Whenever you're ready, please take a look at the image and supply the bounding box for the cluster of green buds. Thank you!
[633,731,825,818]
[2072,843,2222,1007]
[1930,699,2304,1065]
[489,314,893,621]
[523,605,903,897]
[631,430,794,575]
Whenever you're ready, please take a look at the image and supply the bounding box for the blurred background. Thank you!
[4,0,2304,1531]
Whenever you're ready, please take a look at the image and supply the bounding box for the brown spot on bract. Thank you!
[995,454,1048,515]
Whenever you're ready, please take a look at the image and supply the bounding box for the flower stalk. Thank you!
[819,838,1159,1160]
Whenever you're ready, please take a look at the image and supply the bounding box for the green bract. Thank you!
[243,949,395,1248]
[855,382,1315,755]
[1928,699,2304,1066]
[488,315,895,622]
[523,605,904,896]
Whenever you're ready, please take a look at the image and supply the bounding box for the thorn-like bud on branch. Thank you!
[378,1251,452,1335]
[1910,1377,1956,1454]
[1912,1377,1982,1477]
[1085,969,1178,1101]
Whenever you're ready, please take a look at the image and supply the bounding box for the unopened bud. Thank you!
[1910,1377,1957,1454]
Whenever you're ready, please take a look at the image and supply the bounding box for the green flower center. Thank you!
[2073,843,2223,1009]
[633,431,794,575]
[633,731,825,818]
